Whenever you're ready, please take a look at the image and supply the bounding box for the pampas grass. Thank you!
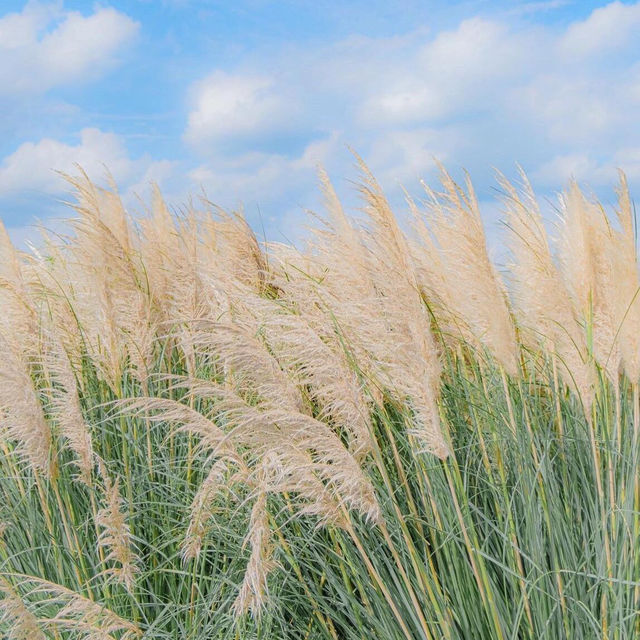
[1,163,640,639]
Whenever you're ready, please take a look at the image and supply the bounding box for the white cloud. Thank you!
[175,0,640,231]
[419,17,512,77]
[5,0,640,248]
[0,128,171,196]
[189,153,296,206]
[508,75,617,143]
[357,18,528,126]
[290,131,341,170]
[0,2,139,94]
[189,154,289,204]
[125,160,177,197]
[533,153,607,186]
[559,1,640,58]
[535,148,640,187]
[612,147,640,180]
[366,128,457,185]
[187,133,343,216]
[0,2,57,49]
[184,71,296,148]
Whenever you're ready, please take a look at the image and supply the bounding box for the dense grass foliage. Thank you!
[1,163,639,638]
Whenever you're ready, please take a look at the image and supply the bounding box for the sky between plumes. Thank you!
[1,0,639,246]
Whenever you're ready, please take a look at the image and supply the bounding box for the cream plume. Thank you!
[0,577,46,640]
[95,462,138,592]
[500,170,594,410]
[232,490,275,618]
[412,166,519,376]
[557,179,639,384]
[0,333,51,475]
[236,294,374,458]
[0,574,139,639]
[610,172,640,382]
[322,158,448,457]
[41,330,94,483]
[0,221,38,350]
[182,459,235,561]
[182,323,304,413]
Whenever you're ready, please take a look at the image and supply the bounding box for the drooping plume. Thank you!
[232,489,275,618]
[0,574,139,639]
[95,462,138,592]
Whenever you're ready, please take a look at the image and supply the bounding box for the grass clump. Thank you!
[1,162,639,638]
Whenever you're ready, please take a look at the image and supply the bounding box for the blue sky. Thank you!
[1,0,640,246]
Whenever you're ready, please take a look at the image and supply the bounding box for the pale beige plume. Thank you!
[500,170,594,410]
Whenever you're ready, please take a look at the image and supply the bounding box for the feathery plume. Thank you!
[0,332,51,475]
[0,577,46,640]
[232,490,275,618]
[263,311,373,457]
[182,323,304,413]
[610,172,640,382]
[0,221,38,349]
[182,459,233,561]
[285,164,447,456]
[176,379,380,522]
[208,206,268,292]
[41,330,94,483]
[1,574,139,639]
[54,171,151,390]
[557,180,636,383]
[500,170,594,409]
[412,165,519,376]
[95,463,138,592]
[116,394,235,459]
[345,157,448,456]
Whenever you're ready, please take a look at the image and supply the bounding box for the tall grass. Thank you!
[1,163,639,638]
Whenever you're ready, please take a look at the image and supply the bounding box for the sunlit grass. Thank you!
[1,165,639,638]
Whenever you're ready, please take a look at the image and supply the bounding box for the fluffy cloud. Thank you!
[0,2,139,94]
[365,128,459,185]
[356,18,529,126]
[7,1,640,244]
[184,71,297,148]
[188,132,340,205]
[0,128,171,197]
[535,148,640,187]
[184,0,640,214]
[533,153,609,186]
[559,1,640,58]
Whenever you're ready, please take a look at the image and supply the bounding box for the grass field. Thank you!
[1,162,639,639]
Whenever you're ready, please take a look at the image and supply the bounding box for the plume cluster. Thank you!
[1,162,639,626]
[0,574,139,639]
